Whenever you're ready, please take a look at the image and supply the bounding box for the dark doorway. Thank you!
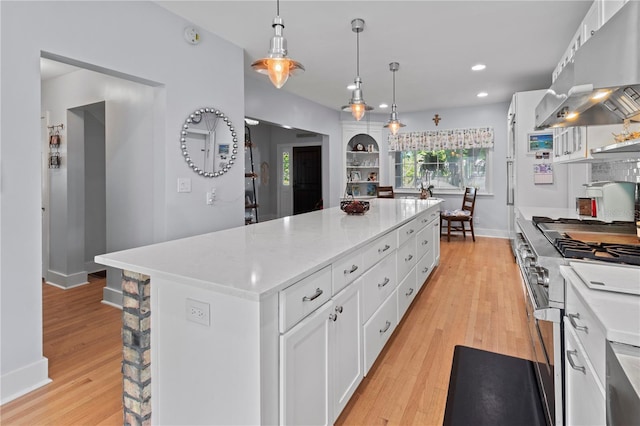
[293,145,322,215]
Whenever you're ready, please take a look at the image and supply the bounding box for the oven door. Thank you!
[522,269,561,426]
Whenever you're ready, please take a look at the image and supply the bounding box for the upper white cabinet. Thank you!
[553,0,629,82]
[342,122,383,199]
[553,124,623,163]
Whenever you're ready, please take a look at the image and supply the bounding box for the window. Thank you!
[282,151,290,186]
[394,148,489,192]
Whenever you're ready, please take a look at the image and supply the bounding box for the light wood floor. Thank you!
[1,236,530,425]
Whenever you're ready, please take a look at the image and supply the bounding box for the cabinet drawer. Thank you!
[397,238,417,283]
[362,231,397,272]
[416,248,434,291]
[565,282,606,384]
[416,225,432,260]
[332,251,364,295]
[564,321,605,426]
[363,293,398,375]
[361,254,397,323]
[397,218,418,247]
[417,209,439,231]
[279,266,332,332]
[396,266,417,321]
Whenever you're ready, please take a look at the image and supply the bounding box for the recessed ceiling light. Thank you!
[244,118,260,126]
[471,64,486,71]
[379,103,389,109]
[347,83,356,90]
[477,92,488,98]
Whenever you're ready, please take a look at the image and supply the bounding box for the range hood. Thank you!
[535,1,640,129]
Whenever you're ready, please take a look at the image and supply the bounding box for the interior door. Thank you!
[292,146,322,214]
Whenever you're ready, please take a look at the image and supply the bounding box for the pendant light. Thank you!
[342,18,373,121]
[384,62,406,135]
[251,0,304,89]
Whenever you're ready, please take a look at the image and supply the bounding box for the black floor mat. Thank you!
[443,345,547,426]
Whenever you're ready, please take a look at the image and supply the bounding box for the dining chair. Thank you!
[440,187,477,242]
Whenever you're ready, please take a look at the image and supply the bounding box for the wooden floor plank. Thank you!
[2,237,529,425]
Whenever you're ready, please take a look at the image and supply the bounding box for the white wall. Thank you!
[245,77,340,207]
[0,1,245,403]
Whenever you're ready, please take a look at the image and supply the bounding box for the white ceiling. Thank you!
[158,0,593,113]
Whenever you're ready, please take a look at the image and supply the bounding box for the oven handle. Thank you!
[522,273,561,323]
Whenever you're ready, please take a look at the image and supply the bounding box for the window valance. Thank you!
[388,127,494,151]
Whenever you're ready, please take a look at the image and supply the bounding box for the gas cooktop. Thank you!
[532,216,640,266]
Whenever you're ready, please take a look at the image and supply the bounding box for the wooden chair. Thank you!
[377,186,395,198]
[440,187,477,242]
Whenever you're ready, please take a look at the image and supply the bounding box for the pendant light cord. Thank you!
[276,0,280,16]
[356,30,360,77]
[392,70,396,105]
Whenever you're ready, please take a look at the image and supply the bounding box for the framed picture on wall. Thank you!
[527,132,553,153]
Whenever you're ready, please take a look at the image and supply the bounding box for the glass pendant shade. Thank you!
[383,62,405,134]
[251,8,304,89]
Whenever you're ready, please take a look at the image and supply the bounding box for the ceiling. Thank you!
[158,0,593,113]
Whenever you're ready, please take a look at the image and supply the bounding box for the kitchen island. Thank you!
[96,198,442,425]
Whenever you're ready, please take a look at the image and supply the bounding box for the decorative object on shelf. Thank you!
[612,119,640,142]
[388,126,494,151]
[180,107,237,178]
[383,62,406,135]
[349,170,361,182]
[352,142,365,151]
[341,18,373,121]
[367,171,377,181]
[251,0,304,89]
[433,114,441,126]
[47,124,63,169]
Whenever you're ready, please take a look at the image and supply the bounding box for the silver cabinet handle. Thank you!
[422,267,429,274]
[335,305,343,314]
[378,244,391,254]
[329,313,337,322]
[421,240,429,246]
[405,254,413,262]
[344,264,358,275]
[379,320,391,334]
[421,218,429,223]
[378,277,390,288]
[590,281,605,286]
[567,313,588,332]
[302,288,323,302]
[566,349,586,374]
[406,288,414,297]
[406,229,414,235]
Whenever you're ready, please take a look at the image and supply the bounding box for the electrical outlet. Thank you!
[186,298,210,326]
[206,191,215,205]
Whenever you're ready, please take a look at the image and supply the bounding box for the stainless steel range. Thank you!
[514,212,640,426]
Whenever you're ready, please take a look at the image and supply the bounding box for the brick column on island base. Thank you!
[122,270,152,426]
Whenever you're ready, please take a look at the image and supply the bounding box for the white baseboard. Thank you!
[103,286,123,309]
[46,270,88,289]
[0,357,51,405]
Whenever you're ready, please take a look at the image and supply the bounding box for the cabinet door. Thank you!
[330,280,363,422]
[280,302,332,426]
[564,320,605,426]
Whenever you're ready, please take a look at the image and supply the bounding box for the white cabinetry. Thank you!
[280,278,363,425]
[553,124,623,163]
[280,301,332,425]
[330,279,363,422]
[563,272,607,426]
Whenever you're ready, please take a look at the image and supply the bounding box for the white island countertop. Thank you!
[96,198,441,301]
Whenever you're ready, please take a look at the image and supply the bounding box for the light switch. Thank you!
[177,178,191,193]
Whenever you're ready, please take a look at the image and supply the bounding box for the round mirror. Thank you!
[180,107,238,177]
